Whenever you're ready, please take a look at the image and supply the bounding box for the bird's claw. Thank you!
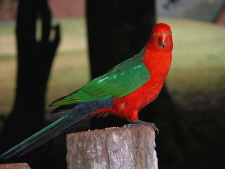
[124,120,159,134]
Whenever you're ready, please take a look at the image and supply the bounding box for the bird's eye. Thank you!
[151,32,154,36]
[170,31,172,35]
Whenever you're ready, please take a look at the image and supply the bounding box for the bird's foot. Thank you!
[124,119,159,134]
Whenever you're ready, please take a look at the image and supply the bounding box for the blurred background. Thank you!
[0,0,225,169]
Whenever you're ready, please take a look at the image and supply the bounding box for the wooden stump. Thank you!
[67,125,157,169]
[0,163,31,169]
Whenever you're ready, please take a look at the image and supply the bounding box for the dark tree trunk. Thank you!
[86,0,155,77]
[86,0,156,127]
[0,0,60,152]
[86,0,184,168]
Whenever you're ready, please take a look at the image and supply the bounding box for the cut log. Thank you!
[0,163,31,169]
[67,125,157,169]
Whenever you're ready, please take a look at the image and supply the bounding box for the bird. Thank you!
[0,23,173,161]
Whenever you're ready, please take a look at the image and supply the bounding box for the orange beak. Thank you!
[158,33,168,48]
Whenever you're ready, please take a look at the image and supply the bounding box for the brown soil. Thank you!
[0,0,85,23]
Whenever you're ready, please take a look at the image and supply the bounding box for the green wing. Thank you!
[50,49,150,106]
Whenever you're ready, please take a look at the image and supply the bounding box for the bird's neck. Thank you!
[143,46,172,77]
[143,36,173,76]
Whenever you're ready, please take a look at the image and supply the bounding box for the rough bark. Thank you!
[67,125,157,169]
[0,163,31,169]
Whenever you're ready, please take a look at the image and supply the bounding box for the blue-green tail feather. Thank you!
[0,99,113,161]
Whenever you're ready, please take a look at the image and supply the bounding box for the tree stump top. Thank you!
[67,125,157,169]
[0,163,31,169]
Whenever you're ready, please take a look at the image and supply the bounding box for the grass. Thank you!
[0,17,225,115]
[159,18,225,96]
[0,18,90,115]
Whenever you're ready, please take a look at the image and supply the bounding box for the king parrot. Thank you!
[0,23,173,160]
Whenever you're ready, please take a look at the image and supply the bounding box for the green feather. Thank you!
[50,49,150,107]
